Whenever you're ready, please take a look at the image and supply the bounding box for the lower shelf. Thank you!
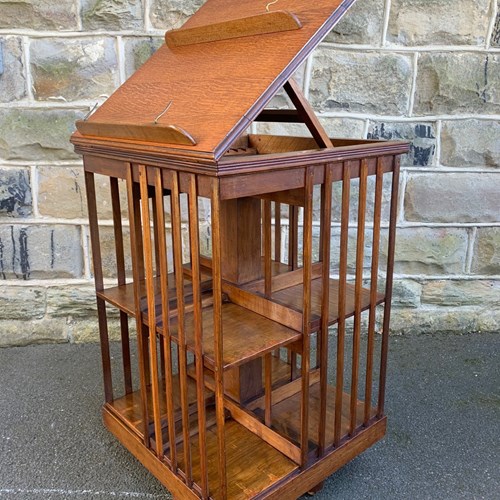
[177,419,298,499]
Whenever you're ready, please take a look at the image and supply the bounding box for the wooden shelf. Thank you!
[97,272,212,318]
[271,277,385,331]
[252,381,377,452]
[176,419,298,499]
[107,372,214,440]
[167,302,302,371]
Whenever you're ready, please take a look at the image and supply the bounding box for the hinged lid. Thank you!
[72,0,357,161]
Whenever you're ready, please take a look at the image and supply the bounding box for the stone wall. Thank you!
[0,0,499,346]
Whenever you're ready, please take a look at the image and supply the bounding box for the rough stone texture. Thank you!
[326,0,385,45]
[422,280,500,307]
[310,50,413,114]
[150,0,206,29]
[384,227,469,275]
[0,286,46,319]
[441,120,500,169]
[0,168,32,218]
[46,286,97,317]
[472,228,500,275]
[405,173,500,223]
[81,0,144,31]
[0,319,67,347]
[69,317,129,343]
[414,53,500,115]
[37,167,127,220]
[392,280,422,308]
[0,109,82,161]
[0,36,27,103]
[30,38,119,101]
[388,0,491,46]
[492,3,500,47]
[95,225,133,279]
[389,307,500,334]
[0,225,83,280]
[368,122,437,167]
[0,0,78,30]
[123,37,163,78]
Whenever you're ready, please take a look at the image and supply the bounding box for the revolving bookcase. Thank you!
[71,0,409,498]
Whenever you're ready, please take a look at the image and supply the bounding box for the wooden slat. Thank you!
[264,353,273,427]
[186,173,209,498]
[334,161,350,446]
[224,398,302,465]
[222,281,303,332]
[126,164,150,445]
[84,170,113,404]
[165,11,302,48]
[210,177,227,498]
[154,168,177,470]
[365,158,384,425]
[300,166,314,465]
[378,157,400,417]
[284,79,334,150]
[289,205,299,270]
[139,165,164,458]
[76,120,196,146]
[170,170,193,486]
[318,164,333,455]
[350,159,368,436]
[275,202,281,263]
[263,199,272,298]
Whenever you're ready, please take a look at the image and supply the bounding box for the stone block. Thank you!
[0,168,32,218]
[0,109,82,161]
[95,225,133,279]
[422,280,500,307]
[326,0,385,45]
[0,36,27,103]
[37,167,127,220]
[367,122,437,167]
[46,286,97,318]
[0,224,83,280]
[0,319,67,347]
[441,120,499,168]
[150,0,206,29]
[123,37,163,79]
[0,0,78,30]
[392,279,422,308]
[0,286,46,319]
[310,50,413,115]
[384,227,469,275]
[472,228,500,275]
[388,0,491,46]
[81,0,144,30]
[414,53,500,115]
[30,38,119,101]
[492,5,500,47]
[405,173,500,223]
[389,307,484,335]
[70,317,131,343]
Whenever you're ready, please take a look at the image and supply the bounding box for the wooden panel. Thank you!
[267,382,377,451]
[176,419,297,499]
[73,0,355,158]
[270,277,384,332]
[168,302,302,371]
[108,372,211,439]
[166,11,302,48]
[77,121,196,146]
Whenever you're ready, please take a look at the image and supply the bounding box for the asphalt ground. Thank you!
[0,333,498,499]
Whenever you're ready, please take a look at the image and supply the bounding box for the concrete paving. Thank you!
[0,334,499,499]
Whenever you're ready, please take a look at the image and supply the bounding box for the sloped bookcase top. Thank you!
[73,0,356,160]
